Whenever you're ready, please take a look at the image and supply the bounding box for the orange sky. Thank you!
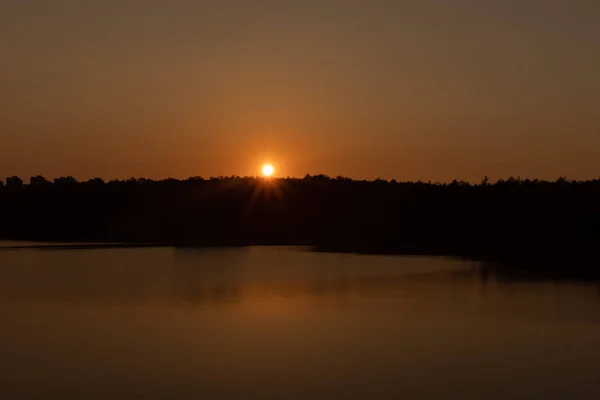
[1,0,599,182]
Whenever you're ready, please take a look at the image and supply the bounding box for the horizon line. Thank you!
[2,174,599,186]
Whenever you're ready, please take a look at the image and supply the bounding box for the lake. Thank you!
[1,244,599,399]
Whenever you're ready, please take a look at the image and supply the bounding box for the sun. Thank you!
[262,164,274,177]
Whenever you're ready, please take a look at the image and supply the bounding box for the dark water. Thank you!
[1,244,599,399]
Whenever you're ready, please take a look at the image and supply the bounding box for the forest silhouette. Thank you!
[1,175,599,274]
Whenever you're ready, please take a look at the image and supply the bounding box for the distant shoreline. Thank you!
[2,240,599,280]
[0,242,168,251]
[1,176,599,279]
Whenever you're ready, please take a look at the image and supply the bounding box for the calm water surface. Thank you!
[1,244,599,399]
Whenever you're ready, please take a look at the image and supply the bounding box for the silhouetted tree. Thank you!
[85,178,105,185]
[30,175,50,187]
[54,176,77,185]
[5,176,23,188]
[0,175,598,269]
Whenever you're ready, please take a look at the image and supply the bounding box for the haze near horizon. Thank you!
[1,0,599,182]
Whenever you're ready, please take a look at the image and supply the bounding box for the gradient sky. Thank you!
[1,0,599,181]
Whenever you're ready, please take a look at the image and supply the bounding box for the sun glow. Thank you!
[262,164,274,177]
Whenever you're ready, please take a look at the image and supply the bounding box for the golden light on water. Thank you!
[262,164,274,177]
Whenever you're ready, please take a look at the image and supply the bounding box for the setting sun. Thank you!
[262,164,274,177]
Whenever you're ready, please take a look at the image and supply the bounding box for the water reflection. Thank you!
[1,246,600,399]
[0,246,599,306]
[478,262,600,285]
[0,246,481,305]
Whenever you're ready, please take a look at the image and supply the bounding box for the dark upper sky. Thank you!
[1,0,599,181]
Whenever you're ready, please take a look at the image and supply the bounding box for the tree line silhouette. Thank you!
[1,174,599,270]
